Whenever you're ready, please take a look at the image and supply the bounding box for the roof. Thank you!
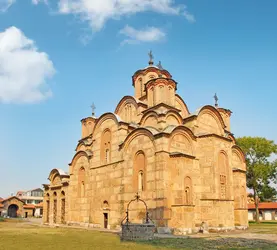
[23,204,35,209]
[2,196,24,204]
[248,202,277,210]
[35,202,43,208]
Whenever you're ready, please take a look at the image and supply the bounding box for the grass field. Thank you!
[0,220,277,250]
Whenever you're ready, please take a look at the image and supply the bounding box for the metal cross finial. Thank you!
[157,61,163,70]
[91,103,96,116]
[214,93,218,107]
[148,50,154,65]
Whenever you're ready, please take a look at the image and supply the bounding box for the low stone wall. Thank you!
[121,223,156,241]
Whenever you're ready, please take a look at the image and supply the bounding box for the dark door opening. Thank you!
[25,212,28,218]
[8,204,18,218]
[104,213,108,229]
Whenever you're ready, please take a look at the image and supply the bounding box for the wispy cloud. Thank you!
[55,0,195,31]
[119,25,166,45]
[0,26,55,103]
[0,0,15,12]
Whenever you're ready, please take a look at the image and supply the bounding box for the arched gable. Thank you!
[140,110,159,127]
[196,105,226,135]
[48,168,69,182]
[69,150,91,174]
[165,110,183,126]
[132,67,172,85]
[92,112,120,136]
[232,145,246,170]
[114,96,139,115]
[175,94,190,117]
[120,128,156,153]
[169,126,195,155]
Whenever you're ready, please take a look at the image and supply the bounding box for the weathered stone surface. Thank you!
[42,61,248,233]
[121,223,156,241]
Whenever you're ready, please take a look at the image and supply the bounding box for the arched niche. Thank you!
[197,110,224,135]
[232,146,246,171]
[143,115,158,127]
[169,132,193,155]
[165,113,182,126]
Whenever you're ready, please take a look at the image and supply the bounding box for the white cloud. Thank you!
[0,0,15,12]
[119,25,165,45]
[57,0,195,31]
[32,0,48,5]
[0,26,55,104]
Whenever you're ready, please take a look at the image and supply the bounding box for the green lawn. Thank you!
[0,220,276,250]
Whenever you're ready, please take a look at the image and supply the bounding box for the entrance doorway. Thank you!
[104,213,108,229]
[8,204,18,218]
[25,212,28,218]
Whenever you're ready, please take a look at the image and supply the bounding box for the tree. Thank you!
[236,137,277,222]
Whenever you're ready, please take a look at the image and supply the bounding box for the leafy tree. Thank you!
[236,137,277,222]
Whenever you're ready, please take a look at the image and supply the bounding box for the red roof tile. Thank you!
[248,202,277,210]
[35,202,43,208]
[23,204,35,209]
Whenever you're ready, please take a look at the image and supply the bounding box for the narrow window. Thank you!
[138,171,144,191]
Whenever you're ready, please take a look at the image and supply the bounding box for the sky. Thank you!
[0,0,276,197]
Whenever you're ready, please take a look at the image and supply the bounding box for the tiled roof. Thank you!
[2,196,24,203]
[248,202,277,210]
[35,202,43,208]
[23,204,35,209]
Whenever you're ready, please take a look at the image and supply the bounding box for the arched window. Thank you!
[218,152,228,199]
[101,129,111,164]
[134,151,146,192]
[61,191,65,224]
[53,192,57,224]
[184,176,192,205]
[139,78,143,96]
[138,171,144,191]
[78,167,85,197]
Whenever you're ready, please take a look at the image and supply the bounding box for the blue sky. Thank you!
[0,0,276,197]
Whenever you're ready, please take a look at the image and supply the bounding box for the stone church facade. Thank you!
[43,57,248,233]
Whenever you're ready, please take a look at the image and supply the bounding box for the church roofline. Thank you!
[132,67,172,86]
[144,77,178,90]
[141,102,181,114]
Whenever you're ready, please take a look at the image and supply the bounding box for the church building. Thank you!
[43,54,248,233]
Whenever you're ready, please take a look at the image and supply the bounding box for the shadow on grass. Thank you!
[137,237,277,250]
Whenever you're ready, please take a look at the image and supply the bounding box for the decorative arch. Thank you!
[169,126,196,155]
[115,96,139,114]
[101,129,112,164]
[184,176,192,205]
[92,112,120,137]
[69,151,90,174]
[133,151,147,192]
[132,67,172,85]
[175,94,190,117]
[165,111,183,125]
[197,105,226,134]
[232,145,246,170]
[140,110,159,127]
[218,151,229,199]
[48,168,69,182]
[120,128,156,153]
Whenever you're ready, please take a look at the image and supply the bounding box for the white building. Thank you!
[248,202,277,221]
